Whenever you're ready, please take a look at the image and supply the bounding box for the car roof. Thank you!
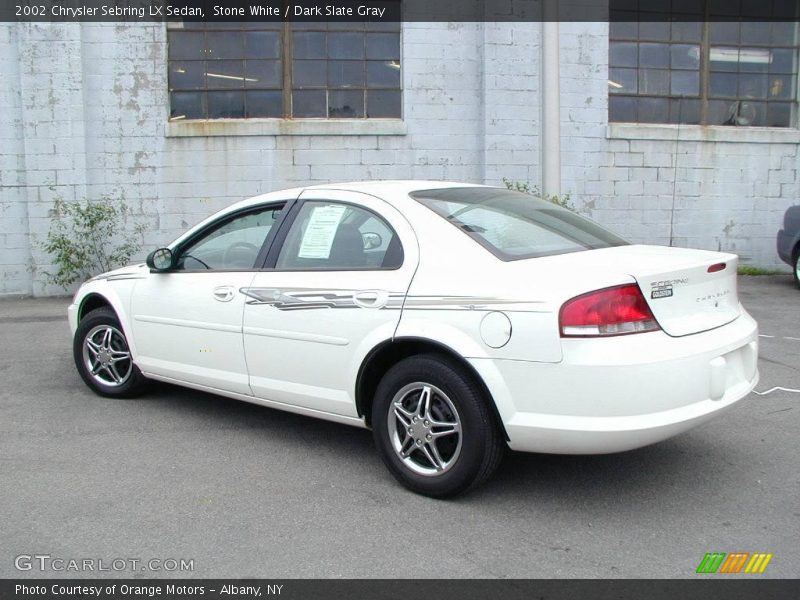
[236,180,491,211]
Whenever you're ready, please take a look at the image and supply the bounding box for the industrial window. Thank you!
[609,9,800,127]
[168,22,402,120]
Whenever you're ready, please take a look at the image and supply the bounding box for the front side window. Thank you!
[177,205,283,270]
[609,6,799,126]
[168,22,402,120]
[411,188,628,261]
[276,201,402,270]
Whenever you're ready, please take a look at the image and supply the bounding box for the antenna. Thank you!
[668,97,682,247]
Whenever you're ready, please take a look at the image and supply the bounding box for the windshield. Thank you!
[410,187,629,261]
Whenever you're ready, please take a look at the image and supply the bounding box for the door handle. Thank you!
[353,290,388,309]
[212,286,236,302]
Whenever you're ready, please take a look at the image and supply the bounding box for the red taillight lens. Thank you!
[559,284,661,337]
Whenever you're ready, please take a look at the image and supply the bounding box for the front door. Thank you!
[131,203,285,395]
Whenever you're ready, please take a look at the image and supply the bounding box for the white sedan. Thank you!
[68,181,759,497]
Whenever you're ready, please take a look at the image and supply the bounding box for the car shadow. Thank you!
[146,381,738,509]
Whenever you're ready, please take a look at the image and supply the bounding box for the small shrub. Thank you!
[40,195,145,289]
[502,178,575,211]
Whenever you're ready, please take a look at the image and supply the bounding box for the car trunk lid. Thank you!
[557,245,740,337]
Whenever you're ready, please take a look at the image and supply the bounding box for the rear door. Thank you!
[242,189,418,417]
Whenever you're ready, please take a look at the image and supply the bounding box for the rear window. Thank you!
[410,187,628,261]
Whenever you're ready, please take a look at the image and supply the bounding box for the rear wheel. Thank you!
[73,307,148,398]
[372,354,504,498]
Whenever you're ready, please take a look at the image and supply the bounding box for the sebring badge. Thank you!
[650,278,688,299]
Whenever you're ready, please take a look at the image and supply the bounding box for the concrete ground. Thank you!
[0,276,798,578]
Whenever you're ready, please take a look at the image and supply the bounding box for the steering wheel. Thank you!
[181,253,211,270]
[223,242,260,267]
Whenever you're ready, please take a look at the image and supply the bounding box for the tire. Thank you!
[73,306,148,398]
[372,354,504,498]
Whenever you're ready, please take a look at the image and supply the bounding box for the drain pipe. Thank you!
[541,1,561,197]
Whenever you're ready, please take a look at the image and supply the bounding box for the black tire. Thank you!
[372,354,504,498]
[73,306,148,398]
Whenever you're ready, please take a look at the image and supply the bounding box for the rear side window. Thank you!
[410,187,628,261]
[276,201,403,270]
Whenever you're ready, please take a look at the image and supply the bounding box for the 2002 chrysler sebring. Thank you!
[69,181,759,497]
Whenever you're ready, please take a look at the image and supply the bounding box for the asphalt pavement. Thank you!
[1,275,798,578]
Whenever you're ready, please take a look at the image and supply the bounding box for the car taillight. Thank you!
[559,284,661,337]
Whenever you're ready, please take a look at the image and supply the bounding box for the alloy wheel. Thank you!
[82,325,133,387]
[387,382,462,476]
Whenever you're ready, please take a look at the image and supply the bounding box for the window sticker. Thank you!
[297,204,347,259]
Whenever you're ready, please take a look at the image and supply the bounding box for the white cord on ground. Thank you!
[753,386,800,396]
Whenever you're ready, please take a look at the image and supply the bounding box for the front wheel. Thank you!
[372,354,504,498]
[73,306,148,398]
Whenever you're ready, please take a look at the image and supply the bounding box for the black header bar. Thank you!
[3,0,800,22]
[2,579,800,600]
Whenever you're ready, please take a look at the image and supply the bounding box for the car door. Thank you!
[131,202,287,395]
[242,189,418,417]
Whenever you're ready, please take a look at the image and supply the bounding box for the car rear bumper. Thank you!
[470,308,759,454]
[776,229,794,265]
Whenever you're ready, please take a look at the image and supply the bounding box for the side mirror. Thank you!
[146,248,174,272]
[362,232,383,250]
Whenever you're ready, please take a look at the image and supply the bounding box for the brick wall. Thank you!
[0,20,797,296]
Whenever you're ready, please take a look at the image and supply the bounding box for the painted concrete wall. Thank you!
[0,20,796,296]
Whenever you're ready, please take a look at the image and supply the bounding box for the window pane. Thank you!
[609,67,637,94]
[276,202,401,270]
[206,31,244,60]
[766,102,793,126]
[328,90,364,118]
[671,70,699,96]
[639,43,669,68]
[169,31,205,60]
[609,19,637,40]
[670,44,700,69]
[638,68,669,94]
[244,31,280,59]
[367,90,401,117]
[739,73,768,98]
[638,97,669,122]
[668,98,700,124]
[328,60,365,88]
[245,60,281,88]
[367,60,402,88]
[769,74,795,99]
[771,48,797,74]
[638,22,670,41]
[671,21,702,43]
[328,32,365,59]
[205,60,245,89]
[245,91,283,118]
[169,61,205,90]
[178,206,282,270]
[710,72,739,97]
[738,47,771,73]
[710,47,741,72]
[366,33,400,59]
[292,32,326,59]
[608,95,637,122]
[292,60,327,88]
[740,22,773,45]
[207,90,245,118]
[170,92,206,119]
[610,41,637,67]
[771,22,798,46]
[292,90,327,117]
[709,21,740,45]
